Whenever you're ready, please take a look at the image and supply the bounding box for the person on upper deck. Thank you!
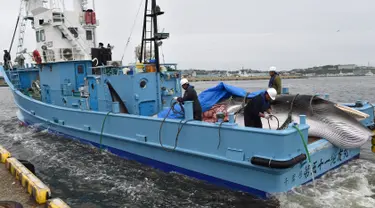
[177,78,202,121]
[244,88,276,128]
[268,66,281,94]
[3,50,11,69]
[98,42,106,66]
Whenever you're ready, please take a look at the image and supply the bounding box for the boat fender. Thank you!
[5,158,51,204]
[17,159,36,175]
[250,154,307,169]
[92,58,98,67]
[0,145,11,163]
[32,50,42,64]
[46,198,71,208]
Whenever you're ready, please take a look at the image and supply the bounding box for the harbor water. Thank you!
[0,76,374,208]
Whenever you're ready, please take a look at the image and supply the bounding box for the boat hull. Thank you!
[7,85,363,199]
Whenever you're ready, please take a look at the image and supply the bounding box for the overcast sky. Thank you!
[1,0,375,71]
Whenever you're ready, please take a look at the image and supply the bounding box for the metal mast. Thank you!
[139,0,169,72]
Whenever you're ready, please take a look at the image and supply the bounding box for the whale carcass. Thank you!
[229,94,374,149]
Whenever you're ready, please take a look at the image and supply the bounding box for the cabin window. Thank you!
[77,65,84,74]
[36,30,46,42]
[40,30,45,42]
[36,31,40,42]
[40,30,45,41]
[86,30,93,40]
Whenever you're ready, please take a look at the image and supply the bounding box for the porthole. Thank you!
[140,80,147,88]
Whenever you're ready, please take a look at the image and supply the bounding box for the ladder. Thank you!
[56,23,89,59]
[9,70,21,90]
[139,0,169,65]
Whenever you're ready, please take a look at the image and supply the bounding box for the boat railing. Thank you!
[41,47,87,63]
[91,63,178,76]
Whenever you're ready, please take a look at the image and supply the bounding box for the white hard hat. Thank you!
[180,78,189,86]
[269,66,277,72]
[266,88,277,100]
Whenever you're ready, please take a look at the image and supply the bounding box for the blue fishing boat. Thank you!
[1,0,375,199]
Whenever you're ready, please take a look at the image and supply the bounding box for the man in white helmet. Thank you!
[177,78,202,121]
[268,66,282,94]
[243,88,277,128]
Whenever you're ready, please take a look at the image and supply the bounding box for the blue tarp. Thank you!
[157,82,265,119]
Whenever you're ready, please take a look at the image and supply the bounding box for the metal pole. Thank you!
[9,16,20,54]
[92,0,97,47]
[139,0,148,63]
[151,0,160,72]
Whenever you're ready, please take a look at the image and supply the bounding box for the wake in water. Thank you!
[276,159,375,208]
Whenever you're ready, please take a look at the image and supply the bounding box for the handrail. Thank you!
[33,47,87,63]
[91,63,179,76]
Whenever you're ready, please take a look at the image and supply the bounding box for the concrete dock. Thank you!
[0,145,70,208]
[0,165,42,208]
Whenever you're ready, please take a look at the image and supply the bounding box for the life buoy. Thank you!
[32,50,42,64]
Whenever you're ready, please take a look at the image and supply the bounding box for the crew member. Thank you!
[177,78,202,121]
[3,50,11,69]
[244,88,277,128]
[268,66,282,94]
[98,42,111,66]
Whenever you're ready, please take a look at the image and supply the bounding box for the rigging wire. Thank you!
[159,28,166,64]
[9,16,20,54]
[121,0,145,62]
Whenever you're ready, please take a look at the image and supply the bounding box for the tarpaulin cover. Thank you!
[157,82,265,119]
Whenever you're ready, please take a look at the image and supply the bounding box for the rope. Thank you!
[121,0,145,62]
[173,119,194,150]
[159,100,186,151]
[160,45,165,64]
[293,125,311,163]
[159,106,173,149]
[99,111,111,152]
[230,92,250,116]
[217,121,225,149]
[159,114,193,151]
[265,114,280,130]
[309,95,318,115]
[171,102,185,116]
[278,94,299,130]
[241,92,250,109]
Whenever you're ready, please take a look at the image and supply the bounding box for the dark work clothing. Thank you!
[98,46,106,66]
[181,85,202,121]
[244,92,270,128]
[245,116,262,128]
[3,52,11,69]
